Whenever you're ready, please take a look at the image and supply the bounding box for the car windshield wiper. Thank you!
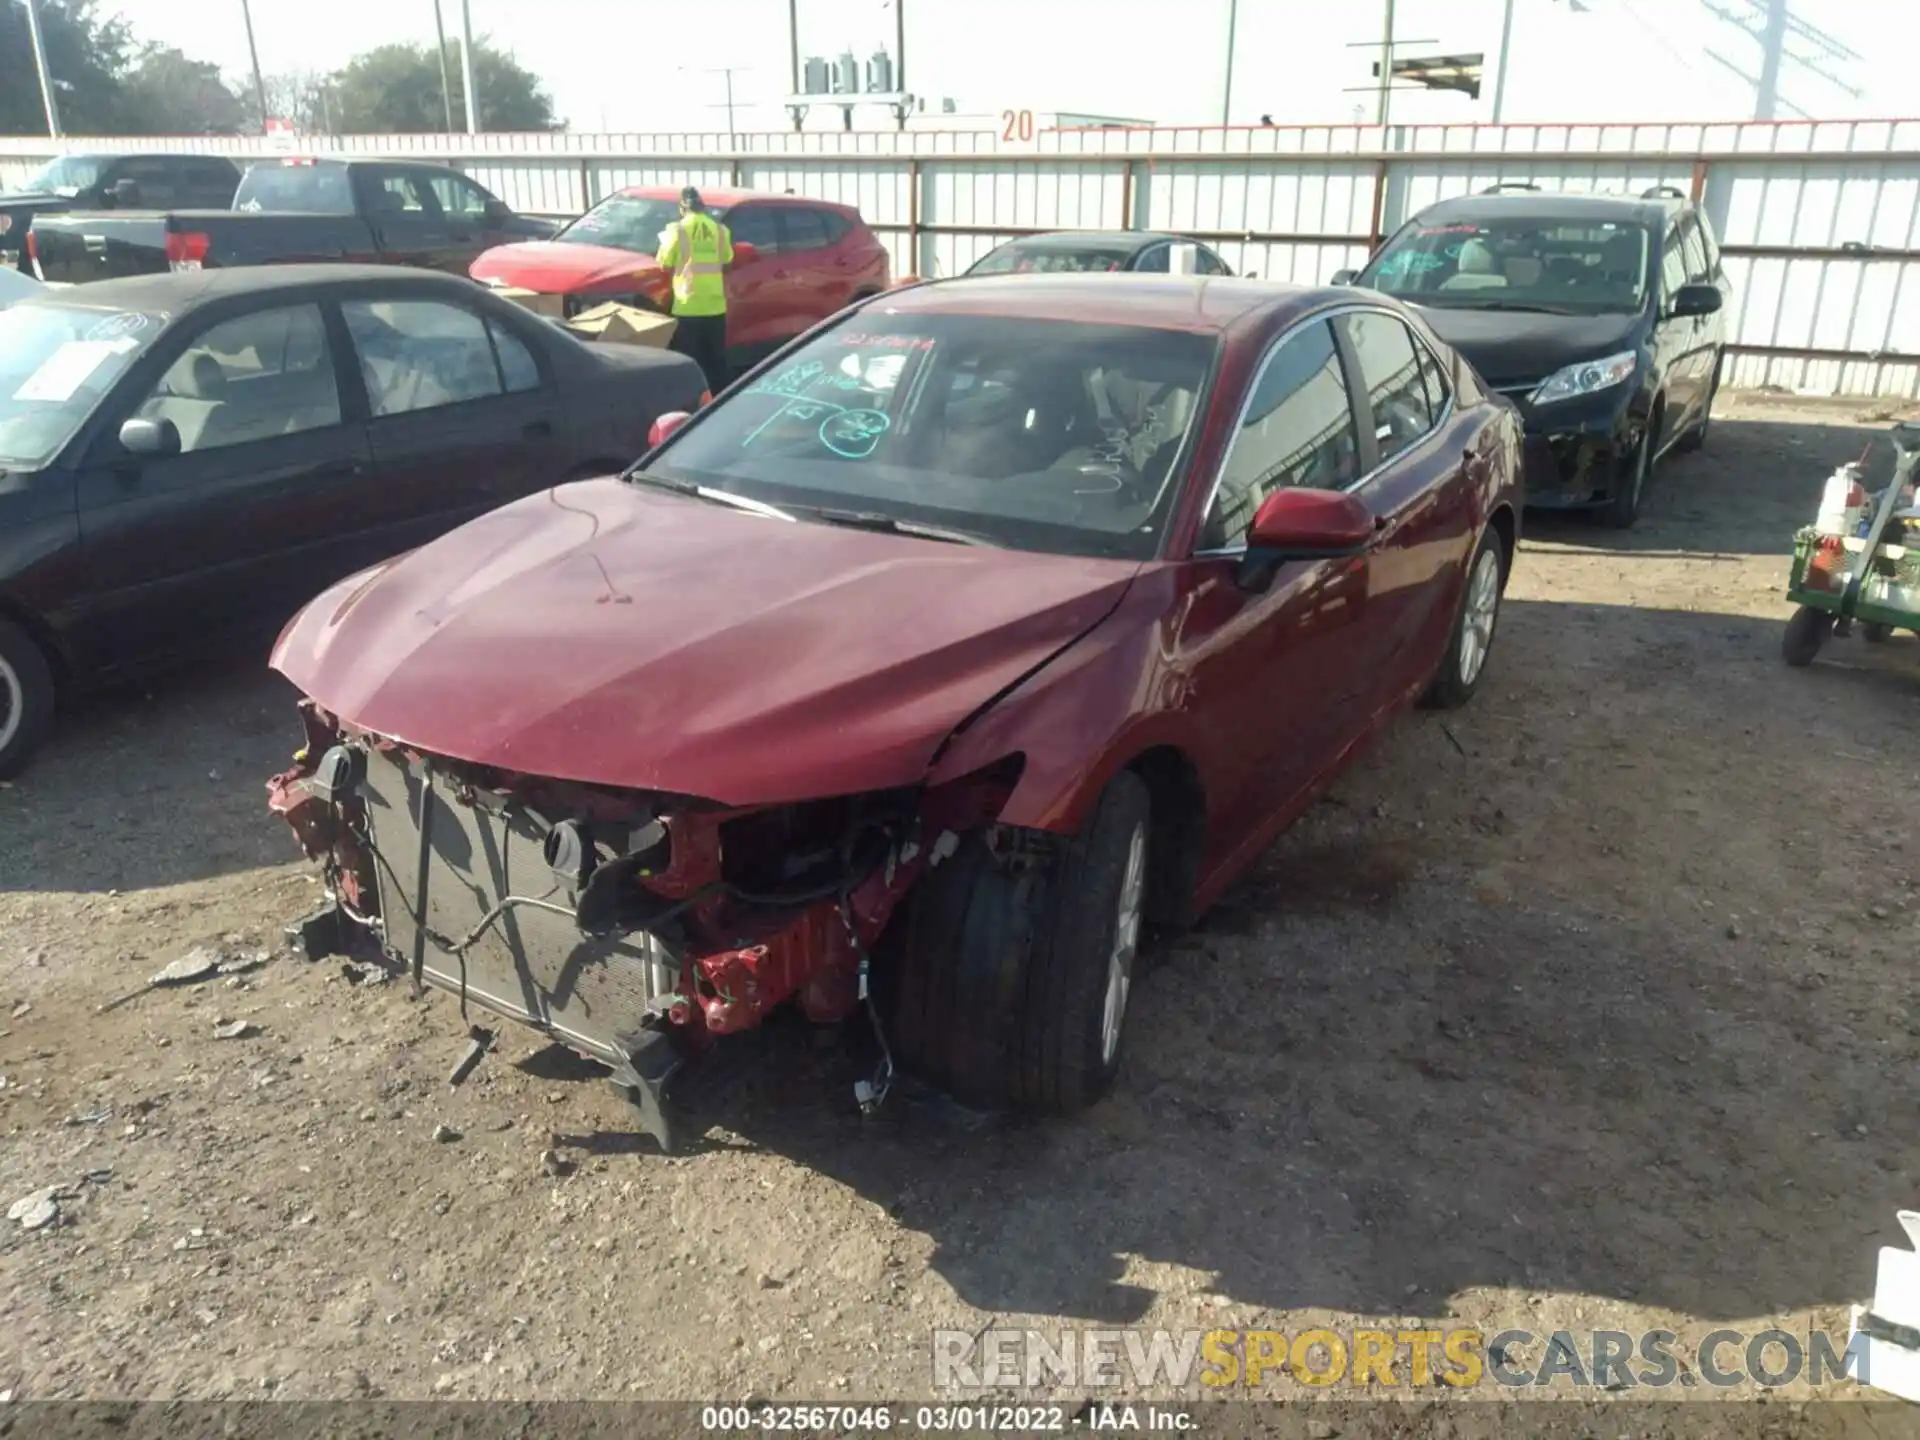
[1451,300,1588,316]
[624,470,798,522]
[802,507,994,547]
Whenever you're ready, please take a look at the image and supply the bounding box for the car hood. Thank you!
[470,240,665,294]
[1408,305,1642,389]
[271,478,1139,805]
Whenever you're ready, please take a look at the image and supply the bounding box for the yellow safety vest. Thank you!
[657,212,733,318]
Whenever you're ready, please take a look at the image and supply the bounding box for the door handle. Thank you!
[523,419,554,439]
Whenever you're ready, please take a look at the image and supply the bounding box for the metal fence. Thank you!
[5,118,1920,396]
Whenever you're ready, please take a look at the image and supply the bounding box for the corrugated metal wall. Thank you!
[5,119,1919,395]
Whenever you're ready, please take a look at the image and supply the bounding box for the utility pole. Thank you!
[239,0,269,132]
[1377,0,1397,127]
[23,0,61,137]
[432,0,457,132]
[1221,0,1238,125]
[459,0,480,133]
[1490,0,1516,123]
[692,67,750,142]
[788,0,800,95]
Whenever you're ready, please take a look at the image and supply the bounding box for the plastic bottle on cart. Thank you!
[1818,463,1868,535]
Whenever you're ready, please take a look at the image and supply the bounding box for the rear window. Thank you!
[648,310,1217,561]
[233,162,355,215]
[1360,215,1652,315]
[557,194,723,255]
[968,241,1134,276]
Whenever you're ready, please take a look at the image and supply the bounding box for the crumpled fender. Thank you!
[924,566,1195,835]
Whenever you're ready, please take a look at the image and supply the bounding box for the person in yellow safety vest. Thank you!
[656,186,733,392]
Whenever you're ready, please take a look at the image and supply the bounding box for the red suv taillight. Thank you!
[165,231,211,273]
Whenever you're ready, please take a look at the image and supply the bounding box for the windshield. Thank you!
[969,242,1132,275]
[19,156,103,198]
[557,195,721,254]
[0,304,165,467]
[233,162,354,215]
[647,312,1216,560]
[1361,217,1652,314]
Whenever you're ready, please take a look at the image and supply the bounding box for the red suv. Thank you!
[470,186,891,375]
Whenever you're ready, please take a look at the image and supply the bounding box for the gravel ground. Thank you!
[1,393,1917,1429]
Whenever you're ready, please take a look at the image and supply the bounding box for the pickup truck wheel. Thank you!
[878,770,1151,1114]
[0,618,55,780]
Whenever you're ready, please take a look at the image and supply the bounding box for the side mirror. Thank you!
[1330,269,1360,286]
[108,178,142,207]
[730,241,758,266]
[648,411,692,448]
[119,416,180,458]
[1671,283,1723,318]
[482,198,513,224]
[1247,488,1375,555]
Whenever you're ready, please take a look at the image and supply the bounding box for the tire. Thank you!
[1782,606,1833,667]
[1862,621,1893,644]
[0,618,56,781]
[1678,361,1720,454]
[878,770,1152,1114]
[1602,417,1656,530]
[1423,527,1508,710]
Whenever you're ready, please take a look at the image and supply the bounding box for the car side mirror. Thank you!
[482,198,512,224]
[119,417,181,458]
[648,411,692,448]
[730,241,758,266]
[1238,488,1374,588]
[1330,269,1359,286]
[1671,283,1722,318]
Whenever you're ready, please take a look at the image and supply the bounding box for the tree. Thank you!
[329,38,557,134]
[238,70,336,134]
[0,0,133,135]
[119,44,246,135]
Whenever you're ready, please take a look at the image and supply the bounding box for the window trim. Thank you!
[1192,302,1457,559]
[1130,241,1173,274]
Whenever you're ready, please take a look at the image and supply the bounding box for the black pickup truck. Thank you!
[27,157,559,284]
[2,153,241,268]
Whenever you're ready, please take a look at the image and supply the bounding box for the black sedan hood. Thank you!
[1408,304,1641,389]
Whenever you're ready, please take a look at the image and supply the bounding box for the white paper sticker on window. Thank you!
[12,338,134,403]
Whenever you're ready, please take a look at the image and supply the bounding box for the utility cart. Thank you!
[1783,420,1920,666]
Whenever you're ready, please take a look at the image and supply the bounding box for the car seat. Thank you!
[1441,238,1508,291]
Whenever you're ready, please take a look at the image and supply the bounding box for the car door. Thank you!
[427,170,519,261]
[69,300,375,674]
[1653,219,1700,437]
[352,166,456,271]
[1175,316,1373,854]
[1678,212,1724,415]
[1334,308,1480,711]
[718,203,786,360]
[337,292,562,565]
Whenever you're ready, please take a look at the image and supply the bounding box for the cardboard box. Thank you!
[494,287,567,320]
[564,302,678,349]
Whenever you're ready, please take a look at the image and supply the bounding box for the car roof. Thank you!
[1413,190,1681,227]
[870,274,1315,332]
[616,185,850,211]
[985,231,1184,253]
[19,264,485,313]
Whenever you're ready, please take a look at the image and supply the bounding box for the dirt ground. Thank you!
[2,393,1918,1426]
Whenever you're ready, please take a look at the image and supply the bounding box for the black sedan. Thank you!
[966,230,1235,277]
[1336,187,1732,528]
[0,264,705,776]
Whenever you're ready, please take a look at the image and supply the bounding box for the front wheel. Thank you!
[878,771,1152,1114]
[1782,606,1833,667]
[1423,528,1507,710]
[1603,421,1655,530]
[0,618,56,780]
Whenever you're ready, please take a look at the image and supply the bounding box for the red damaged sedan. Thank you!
[266,275,1522,1149]
[469,186,891,375]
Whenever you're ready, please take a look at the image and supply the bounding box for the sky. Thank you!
[99,0,1903,133]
